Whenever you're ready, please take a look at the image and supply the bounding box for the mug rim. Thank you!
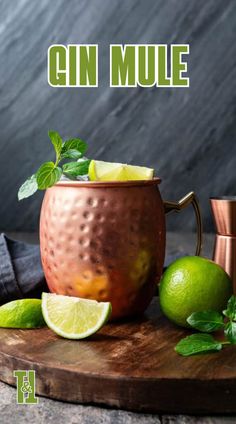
[54,176,161,188]
[210,196,236,202]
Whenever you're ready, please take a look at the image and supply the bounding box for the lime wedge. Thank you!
[88,160,154,181]
[0,299,45,328]
[41,293,112,339]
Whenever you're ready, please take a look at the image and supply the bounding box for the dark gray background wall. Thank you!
[0,0,236,233]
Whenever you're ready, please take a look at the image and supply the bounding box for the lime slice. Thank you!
[0,299,45,328]
[88,160,154,181]
[42,293,112,339]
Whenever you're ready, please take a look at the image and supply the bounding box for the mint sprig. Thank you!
[223,296,236,344]
[61,138,87,155]
[175,295,236,356]
[18,131,90,200]
[175,333,222,356]
[61,149,83,160]
[224,321,236,344]
[48,131,62,165]
[62,160,91,179]
[187,310,224,333]
[223,295,236,320]
[18,175,38,201]
[37,162,62,190]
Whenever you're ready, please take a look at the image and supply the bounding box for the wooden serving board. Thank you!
[0,298,236,414]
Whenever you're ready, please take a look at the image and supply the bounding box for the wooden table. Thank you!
[1,231,234,423]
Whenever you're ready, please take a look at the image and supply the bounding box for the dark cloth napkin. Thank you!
[0,234,47,305]
[0,233,184,305]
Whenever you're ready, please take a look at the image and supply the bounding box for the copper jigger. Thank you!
[40,179,202,319]
[210,197,236,292]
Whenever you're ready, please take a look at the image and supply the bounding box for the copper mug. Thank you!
[40,179,202,319]
[210,197,236,293]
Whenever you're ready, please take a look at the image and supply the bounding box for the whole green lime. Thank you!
[159,256,232,328]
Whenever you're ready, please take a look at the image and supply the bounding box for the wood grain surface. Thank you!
[0,0,236,232]
[1,298,236,414]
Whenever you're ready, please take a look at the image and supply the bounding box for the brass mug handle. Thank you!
[164,191,203,256]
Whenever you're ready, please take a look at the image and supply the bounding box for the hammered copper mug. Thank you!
[210,197,236,293]
[40,179,202,318]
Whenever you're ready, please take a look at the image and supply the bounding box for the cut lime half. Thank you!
[41,293,112,339]
[88,160,154,181]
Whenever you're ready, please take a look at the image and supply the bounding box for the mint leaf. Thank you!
[224,321,236,344]
[18,175,38,200]
[61,138,87,156]
[187,311,224,333]
[223,296,236,320]
[61,149,83,160]
[48,131,62,163]
[175,333,222,356]
[37,162,62,189]
[62,160,91,179]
